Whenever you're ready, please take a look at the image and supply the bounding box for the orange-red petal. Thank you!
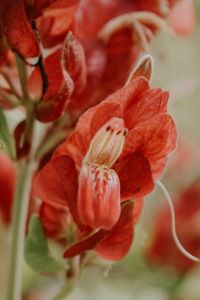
[34,155,77,208]
[122,114,177,177]
[78,163,121,230]
[95,201,134,260]
[64,201,134,259]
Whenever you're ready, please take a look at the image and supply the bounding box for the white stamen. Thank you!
[157,180,199,263]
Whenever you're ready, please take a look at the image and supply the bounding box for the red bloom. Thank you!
[169,0,196,36]
[0,0,40,60]
[147,180,200,274]
[34,75,177,260]
[0,154,16,225]
[28,32,86,122]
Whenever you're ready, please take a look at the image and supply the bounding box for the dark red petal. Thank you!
[3,0,40,58]
[32,49,73,122]
[0,154,16,225]
[42,49,63,99]
[64,230,107,258]
[116,152,154,200]
[34,155,78,208]
[62,32,87,96]
[68,43,107,111]
[95,201,134,260]
[64,201,134,259]
[36,82,71,122]
[95,29,139,101]
[40,202,68,239]
[75,0,135,45]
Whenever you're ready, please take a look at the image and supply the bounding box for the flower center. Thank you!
[84,117,128,168]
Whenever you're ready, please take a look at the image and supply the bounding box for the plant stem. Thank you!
[15,54,29,101]
[52,279,76,300]
[6,160,35,300]
[52,256,80,300]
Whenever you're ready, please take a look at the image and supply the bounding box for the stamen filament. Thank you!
[157,180,200,263]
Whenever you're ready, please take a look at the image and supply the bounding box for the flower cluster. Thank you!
[0,0,197,299]
[35,73,177,260]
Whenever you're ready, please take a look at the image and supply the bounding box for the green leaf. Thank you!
[0,108,16,159]
[25,215,64,273]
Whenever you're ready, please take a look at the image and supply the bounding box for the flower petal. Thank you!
[32,49,73,122]
[34,0,79,17]
[75,0,135,45]
[116,152,154,200]
[34,155,77,208]
[68,44,107,111]
[0,154,16,225]
[122,114,177,177]
[95,29,139,101]
[40,202,68,239]
[64,201,134,259]
[36,83,71,122]
[78,163,121,230]
[169,0,196,36]
[3,0,40,58]
[123,84,169,129]
[95,201,134,260]
[62,32,87,96]
[55,100,123,168]
[64,229,107,258]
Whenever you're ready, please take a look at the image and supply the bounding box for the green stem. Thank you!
[6,161,35,300]
[15,54,29,101]
[52,280,76,300]
[52,257,80,300]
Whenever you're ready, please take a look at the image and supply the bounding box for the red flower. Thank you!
[169,0,196,36]
[0,0,40,60]
[34,75,177,260]
[147,180,200,274]
[67,0,196,112]
[0,0,79,60]
[0,154,16,225]
[28,32,86,122]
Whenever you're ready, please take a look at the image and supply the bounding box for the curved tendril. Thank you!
[157,180,199,263]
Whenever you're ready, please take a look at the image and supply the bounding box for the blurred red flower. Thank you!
[34,76,177,260]
[0,154,16,225]
[0,0,196,121]
[147,180,200,274]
